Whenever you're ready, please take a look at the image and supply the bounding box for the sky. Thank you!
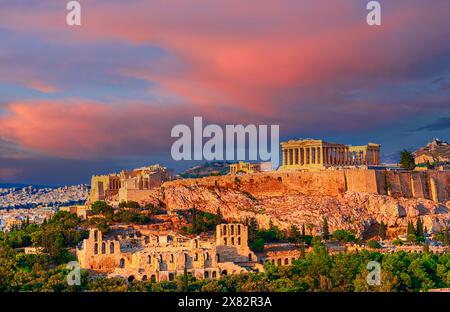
[0,0,449,185]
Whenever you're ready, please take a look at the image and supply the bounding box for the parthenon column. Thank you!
[317,147,322,164]
[338,148,341,164]
[335,148,339,165]
[308,147,312,165]
[329,147,333,164]
[328,148,332,165]
[336,148,340,165]
[316,147,320,164]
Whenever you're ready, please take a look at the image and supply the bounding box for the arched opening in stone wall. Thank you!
[147,255,151,264]
[101,242,106,254]
[223,237,227,245]
[119,258,125,268]
[168,273,174,281]
[212,271,217,278]
[284,258,289,265]
[223,225,227,235]
[216,254,220,263]
[231,225,234,235]
[128,275,135,283]
[194,239,198,248]
[194,253,198,261]
[94,230,98,242]
[205,252,210,261]
[94,243,98,255]
[142,275,147,281]
[238,237,241,245]
[231,237,234,245]
[204,271,209,279]
[238,225,241,235]
[277,259,282,266]
[170,254,174,263]
[221,270,228,276]
[248,253,252,261]
[110,242,114,254]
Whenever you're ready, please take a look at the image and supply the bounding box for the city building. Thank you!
[280,139,381,170]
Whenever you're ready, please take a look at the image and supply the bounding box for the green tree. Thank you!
[288,225,301,244]
[407,221,416,236]
[367,240,381,249]
[378,221,387,240]
[91,201,113,216]
[416,217,424,237]
[399,150,416,170]
[322,217,330,240]
[332,230,357,243]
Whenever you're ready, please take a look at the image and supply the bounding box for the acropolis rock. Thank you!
[108,169,450,237]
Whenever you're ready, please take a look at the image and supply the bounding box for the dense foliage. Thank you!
[3,241,449,292]
[399,150,416,170]
[181,207,224,234]
[1,210,450,292]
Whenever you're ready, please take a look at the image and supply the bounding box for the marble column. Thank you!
[318,147,322,164]
[308,147,312,165]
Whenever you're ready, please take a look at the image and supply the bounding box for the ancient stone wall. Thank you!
[118,189,156,203]
[162,169,450,203]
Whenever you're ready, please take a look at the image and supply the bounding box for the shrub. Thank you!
[367,240,381,249]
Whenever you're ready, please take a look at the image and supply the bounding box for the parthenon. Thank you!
[280,139,381,170]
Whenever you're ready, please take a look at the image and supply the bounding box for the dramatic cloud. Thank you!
[0,0,449,183]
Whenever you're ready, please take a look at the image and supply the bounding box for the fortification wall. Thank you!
[118,189,156,203]
[162,169,450,203]
[90,175,110,202]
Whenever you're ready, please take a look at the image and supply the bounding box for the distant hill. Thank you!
[414,138,450,164]
[178,161,232,178]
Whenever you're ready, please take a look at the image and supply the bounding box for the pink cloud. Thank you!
[0,0,449,159]
[0,100,180,158]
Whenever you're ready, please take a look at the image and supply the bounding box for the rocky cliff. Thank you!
[136,170,450,237]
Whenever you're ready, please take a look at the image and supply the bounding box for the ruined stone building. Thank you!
[229,161,273,175]
[90,164,172,203]
[280,139,381,170]
[77,224,261,282]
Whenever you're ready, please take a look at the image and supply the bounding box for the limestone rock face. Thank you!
[133,170,450,237]
[141,184,450,237]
